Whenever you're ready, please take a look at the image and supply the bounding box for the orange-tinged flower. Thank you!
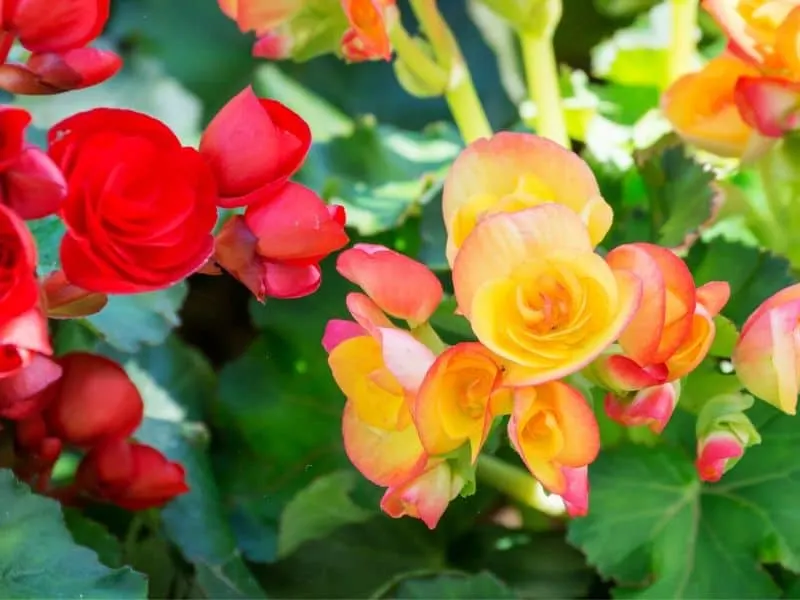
[606,243,697,367]
[732,283,800,414]
[442,132,611,264]
[327,326,435,485]
[414,343,512,462]
[666,281,730,380]
[704,0,800,75]
[507,381,599,514]
[662,53,765,158]
[380,459,464,529]
[340,0,395,62]
[337,244,443,325]
[217,0,302,34]
[604,381,681,434]
[453,204,641,386]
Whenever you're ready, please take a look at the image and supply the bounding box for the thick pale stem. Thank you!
[410,321,448,354]
[476,454,566,517]
[387,19,449,92]
[408,0,493,144]
[520,30,569,148]
[668,0,699,85]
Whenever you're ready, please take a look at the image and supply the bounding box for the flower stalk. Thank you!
[667,0,699,85]
[476,454,566,517]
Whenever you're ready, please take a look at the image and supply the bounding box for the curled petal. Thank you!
[3,145,67,219]
[322,319,366,353]
[342,400,427,487]
[346,292,393,333]
[696,281,730,316]
[0,49,122,95]
[662,53,762,158]
[606,243,696,365]
[337,244,443,324]
[43,270,108,319]
[584,351,669,394]
[735,76,800,137]
[561,466,589,518]
[200,87,311,208]
[0,107,31,171]
[414,343,504,462]
[508,382,599,498]
[376,327,437,394]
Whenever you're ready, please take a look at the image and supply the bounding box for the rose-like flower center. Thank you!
[456,369,494,419]
[516,273,573,334]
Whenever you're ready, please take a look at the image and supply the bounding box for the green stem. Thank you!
[410,321,448,354]
[408,0,493,144]
[476,454,566,517]
[520,29,569,148]
[667,0,698,85]
[387,18,449,93]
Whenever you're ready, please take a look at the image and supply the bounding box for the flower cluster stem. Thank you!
[476,454,566,516]
[667,0,698,85]
[520,29,569,148]
[407,0,493,144]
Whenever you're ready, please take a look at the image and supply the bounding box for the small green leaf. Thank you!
[568,410,800,597]
[385,571,518,599]
[28,215,65,277]
[709,315,739,358]
[297,119,462,236]
[0,470,146,598]
[86,283,188,353]
[635,135,716,247]
[278,470,375,558]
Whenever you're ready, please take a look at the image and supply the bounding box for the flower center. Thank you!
[517,273,572,334]
[521,409,564,459]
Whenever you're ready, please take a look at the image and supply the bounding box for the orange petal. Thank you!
[342,401,427,487]
[696,281,730,316]
[337,244,443,324]
[666,305,716,380]
[662,53,761,158]
[414,342,502,462]
[606,243,696,365]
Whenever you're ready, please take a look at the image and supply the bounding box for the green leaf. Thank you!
[710,315,739,358]
[15,57,203,145]
[63,510,124,569]
[28,215,65,277]
[685,239,796,326]
[278,470,375,558]
[0,470,146,598]
[86,283,188,353]
[635,135,716,247]
[136,418,265,599]
[384,571,518,599]
[297,119,462,236]
[260,518,445,598]
[568,411,800,597]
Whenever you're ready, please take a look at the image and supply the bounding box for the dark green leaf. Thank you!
[297,119,462,235]
[568,411,800,597]
[0,470,146,598]
[384,571,518,599]
[86,283,188,353]
[685,239,796,326]
[258,518,445,598]
[429,296,476,345]
[28,215,65,277]
[278,470,375,558]
[635,135,716,248]
[63,509,124,569]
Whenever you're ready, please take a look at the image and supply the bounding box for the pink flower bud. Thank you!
[604,381,680,434]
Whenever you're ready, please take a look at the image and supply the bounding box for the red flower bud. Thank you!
[0,353,62,420]
[214,183,348,300]
[76,438,189,510]
[199,86,311,208]
[44,353,144,447]
[0,107,30,170]
[695,431,745,483]
[0,48,122,95]
[604,381,680,434]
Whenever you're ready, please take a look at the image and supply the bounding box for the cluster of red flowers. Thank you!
[0,0,350,511]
